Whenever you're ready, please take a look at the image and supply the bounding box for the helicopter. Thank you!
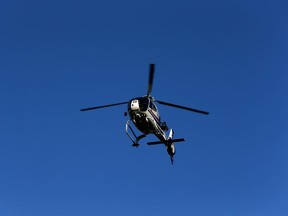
[80,64,209,164]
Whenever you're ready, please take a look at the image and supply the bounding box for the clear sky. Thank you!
[0,0,287,215]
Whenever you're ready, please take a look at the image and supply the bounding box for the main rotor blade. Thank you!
[147,64,155,96]
[80,102,128,112]
[156,100,209,115]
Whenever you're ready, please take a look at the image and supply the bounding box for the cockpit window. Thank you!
[149,101,158,112]
[128,97,151,111]
[139,97,149,111]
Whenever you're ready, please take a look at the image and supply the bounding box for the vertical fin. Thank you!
[168,128,174,140]
[170,156,174,165]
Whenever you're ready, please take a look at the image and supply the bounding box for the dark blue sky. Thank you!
[1,0,287,215]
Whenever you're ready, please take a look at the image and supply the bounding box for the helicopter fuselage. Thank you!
[126,96,178,162]
[128,96,167,142]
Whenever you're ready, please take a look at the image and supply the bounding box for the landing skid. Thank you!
[125,120,146,147]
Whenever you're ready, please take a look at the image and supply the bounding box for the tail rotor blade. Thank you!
[147,64,155,96]
[156,100,209,115]
[80,102,128,112]
[170,156,174,165]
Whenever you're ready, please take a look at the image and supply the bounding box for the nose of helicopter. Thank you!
[130,99,140,111]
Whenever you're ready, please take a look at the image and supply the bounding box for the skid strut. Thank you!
[125,120,146,147]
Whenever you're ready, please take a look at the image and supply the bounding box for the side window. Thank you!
[150,102,157,112]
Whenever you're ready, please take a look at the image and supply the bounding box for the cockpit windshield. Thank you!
[129,97,149,111]
[138,97,149,111]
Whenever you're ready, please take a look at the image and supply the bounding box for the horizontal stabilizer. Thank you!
[147,141,164,145]
[147,138,185,145]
